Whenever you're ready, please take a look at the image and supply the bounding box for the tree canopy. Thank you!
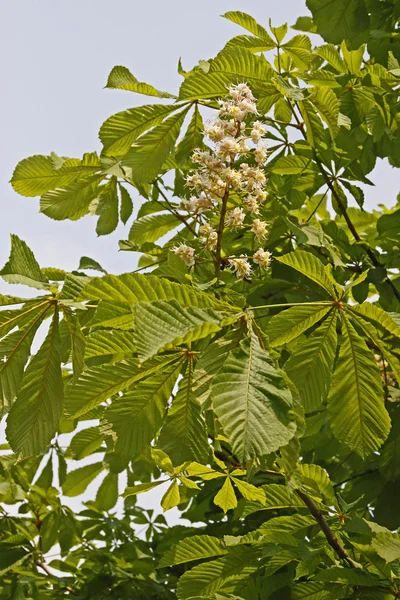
[1,3,400,599]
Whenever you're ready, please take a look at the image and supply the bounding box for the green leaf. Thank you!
[242,483,305,517]
[63,307,85,377]
[79,272,234,312]
[123,480,165,497]
[275,251,339,298]
[0,303,50,417]
[282,35,312,70]
[40,511,61,553]
[119,184,133,224]
[292,16,318,33]
[6,309,64,455]
[0,549,28,576]
[62,462,104,497]
[65,354,180,418]
[350,303,400,338]
[306,0,369,46]
[179,47,273,100]
[214,477,237,513]
[328,315,390,458]
[232,477,266,503]
[68,426,103,460]
[121,107,190,183]
[372,532,400,562]
[0,235,48,289]
[133,299,229,362]
[129,213,179,245]
[212,330,296,464]
[158,535,227,568]
[314,566,379,586]
[175,105,205,164]
[309,87,339,139]
[78,256,107,274]
[316,44,347,73]
[285,311,338,413]
[298,100,325,147]
[100,104,180,156]
[270,155,316,175]
[105,65,175,98]
[176,552,259,600]
[84,330,136,361]
[266,305,332,347]
[40,175,104,221]
[292,581,336,599]
[95,177,119,236]
[158,363,209,465]
[161,479,180,511]
[10,153,101,197]
[105,359,182,459]
[95,472,119,512]
[222,11,275,46]
[298,463,338,508]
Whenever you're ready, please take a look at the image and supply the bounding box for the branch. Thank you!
[295,489,358,568]
[333,468,378,488]
[37,563,78,596]
[153,181,198,237]
[286,99,400,303]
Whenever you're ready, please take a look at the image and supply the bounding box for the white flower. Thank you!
[251,218,268,240]
[206,231,218,251]
[225,207,246,228]
[204,123,225,142]
[228,256,252,279]
[222,168,243,189]
[180,196,199,212]
[244,195,260,215]
[237,138,250,155]
[216,137,240,160]
[173,244,195,267]
[254,187,267,203]
[253,248,272,269]
[199,224,214,237]
[254,145,268,164]
[196,193,214,211]
[251,121,265,143]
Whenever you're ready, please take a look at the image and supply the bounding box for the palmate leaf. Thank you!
[0,235,49,290]
[266,304,332,347]
[285,311,338,413]
[270,155,317,175]
[62,462,104,497]
[99,104,180,157]
[222,11,275,46]
[95,177,119,236]
[212,330,296,464]
[157,362,209,464]
[214,477,238,513]
[68,426,103,460]
[176,550,260,600]
[316,44,347,73]
[158,535,227,568]
[105,358,182,460]
[175,104,205,164]
[128,213,179,245]
[40,175,105,221]
[349,303,400,338]
[242,483,306,517]
[84,330,136,362]
[276,251,339,298]
[6,308,64,455]
[121,107,190,183]
[79,271,235,312]
[179,47,273,101]
[94,472,119,512]
[327,314,390,458]
[65,354,181,418]
[105,65,175,98]
[0,302,51,417]
[133,299,232,362]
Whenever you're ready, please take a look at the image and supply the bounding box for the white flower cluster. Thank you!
[173,82,272,278]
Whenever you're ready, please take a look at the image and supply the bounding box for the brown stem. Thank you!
[295,489,357,568]
[286,99,400,303]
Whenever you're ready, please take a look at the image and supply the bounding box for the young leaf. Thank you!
[123,480,165,498]
[214,477,237,513]
[161,479,180,511]
[328,315,390,458]
[222,11,275,46]
[212,330,296,464]
[175,104,205,163]
[285,311,338,413]
[232,477,266,503]
[6,309,64,455]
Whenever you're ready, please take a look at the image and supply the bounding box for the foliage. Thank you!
[1,4,400,599]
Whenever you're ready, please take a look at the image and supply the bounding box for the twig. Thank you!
[333,468,378,488]
[37,562,78,595]
[154,181,198,237]
[295,489,358,568]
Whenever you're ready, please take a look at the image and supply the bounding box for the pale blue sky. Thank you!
[0,0,398,525]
